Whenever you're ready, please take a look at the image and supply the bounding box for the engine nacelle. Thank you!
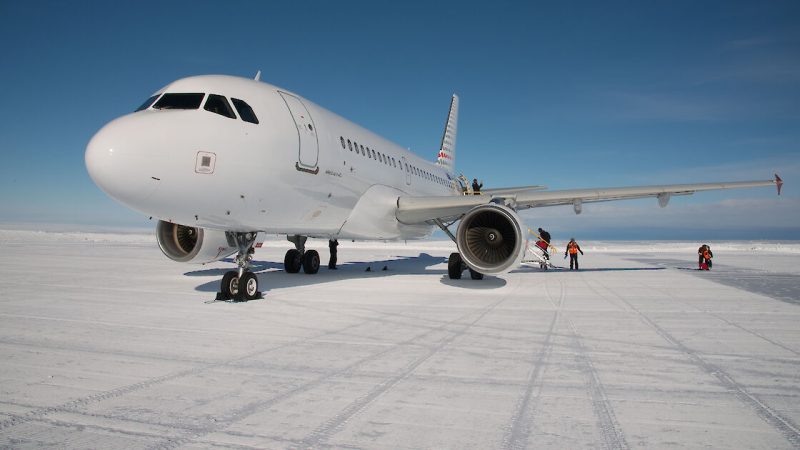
[156,221,237,264]
[456,203,526,274]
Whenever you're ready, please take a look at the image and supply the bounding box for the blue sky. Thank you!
[0,1,797,239]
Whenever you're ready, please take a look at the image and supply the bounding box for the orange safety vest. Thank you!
[568,242,579,254]
[703,250,711,260]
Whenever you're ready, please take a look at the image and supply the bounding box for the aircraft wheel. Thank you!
[448,253,463,280]
[469,268,484,280]
[238,272,259,300]
[284,249,302,273]
[303,250,320,274]
[221,271,239,298]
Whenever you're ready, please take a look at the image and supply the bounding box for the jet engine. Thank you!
[156,220,237,264]
[455,203,526,274]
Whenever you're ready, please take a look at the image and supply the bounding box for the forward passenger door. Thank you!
[279,92,319,174]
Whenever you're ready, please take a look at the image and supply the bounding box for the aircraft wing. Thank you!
[396,175,782,224]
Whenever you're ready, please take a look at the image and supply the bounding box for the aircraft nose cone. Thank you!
[85,116,159,208]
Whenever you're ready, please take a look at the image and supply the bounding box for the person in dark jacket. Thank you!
[328,239,339,269]
[536,227,552,259]
[698,245,707,269]
[538,228,551,245]
[471,178,483,194]
[564,238,584,270]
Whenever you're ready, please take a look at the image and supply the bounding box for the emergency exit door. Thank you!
[279,92,319,174]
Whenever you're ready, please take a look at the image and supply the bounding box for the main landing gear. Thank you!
[434,219,484,281]
[284,235,320,274]
[447,252,483,280]
[216,232,261,302]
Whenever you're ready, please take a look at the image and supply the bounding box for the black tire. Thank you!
[469,268,484,280]
[221,271,239,298]
[303,250,320,274]
[448,252,463,280]
[284,249,302,273]
[239,272,259,300]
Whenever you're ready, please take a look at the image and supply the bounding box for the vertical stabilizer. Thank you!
[436,94,458,176]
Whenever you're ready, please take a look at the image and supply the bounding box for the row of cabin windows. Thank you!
[340,135,398,169]
[339,136,450,187]
[136,93,259,124]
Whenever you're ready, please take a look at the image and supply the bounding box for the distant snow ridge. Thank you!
[0,229,153,244]
[583,241,800,254]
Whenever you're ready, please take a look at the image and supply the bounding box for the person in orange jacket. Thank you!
[702,245,713,270]
[697,244,707,269]
[564,238,584,270]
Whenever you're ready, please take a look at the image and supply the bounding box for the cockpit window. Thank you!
[135,94,160,112]
[153,93,205,110]
[204,94,236,119]
[231,98,259,124]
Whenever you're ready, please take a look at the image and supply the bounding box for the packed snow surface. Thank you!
[1,229,799,449]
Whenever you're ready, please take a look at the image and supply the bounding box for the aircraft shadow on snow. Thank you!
[186,255,669,300]
[187,253,507,297]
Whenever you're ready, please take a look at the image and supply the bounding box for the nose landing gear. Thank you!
[216,232,261,302]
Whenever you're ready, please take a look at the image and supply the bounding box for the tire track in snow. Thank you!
[500,274,562,450]
[593,278,800,448]
[646,283,800,358]
[558,276,629,450]
[150,285,518,450]
[295,285,519,449]
[0,318,373,433]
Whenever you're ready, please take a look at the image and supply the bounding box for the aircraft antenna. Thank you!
[254,70,262,81]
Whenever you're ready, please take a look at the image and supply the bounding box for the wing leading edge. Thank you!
[396,175,782,224]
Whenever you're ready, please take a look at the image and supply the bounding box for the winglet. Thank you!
[775,174,783,195]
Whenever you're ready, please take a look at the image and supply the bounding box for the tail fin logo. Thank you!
[436,94,459,175]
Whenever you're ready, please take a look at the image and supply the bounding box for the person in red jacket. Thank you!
[564,238,584,270]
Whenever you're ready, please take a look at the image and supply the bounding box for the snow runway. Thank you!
[1,230,799,448]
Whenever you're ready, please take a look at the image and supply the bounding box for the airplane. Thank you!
[85,73,783,301]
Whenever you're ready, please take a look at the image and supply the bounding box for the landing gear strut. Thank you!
[284,235,320,274]
[216,232,261,301]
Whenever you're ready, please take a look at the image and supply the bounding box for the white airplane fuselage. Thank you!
[86,75,455,240]
[86,73,780,301]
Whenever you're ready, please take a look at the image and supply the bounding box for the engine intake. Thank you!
[156,221,236,264]
[456,203,525,274]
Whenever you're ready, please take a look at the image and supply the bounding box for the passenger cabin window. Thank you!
[153,93,205,110]
[135,94,160,112]
[231,98,259,124]
[204,94,236,119]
